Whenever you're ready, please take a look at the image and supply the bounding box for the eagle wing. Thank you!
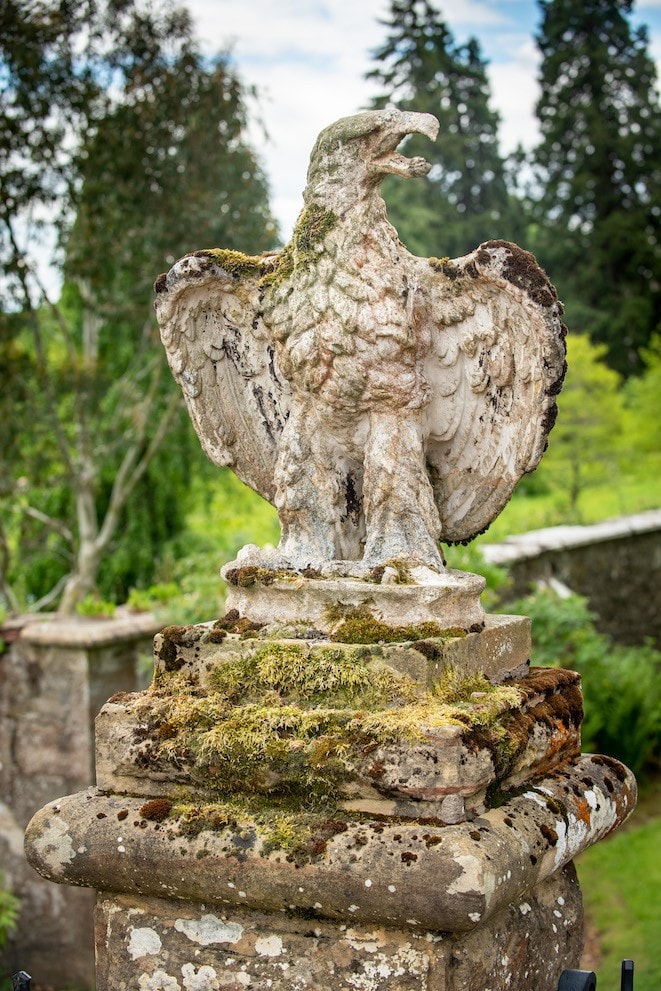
[154,251,291,503]
[419,240,567,544]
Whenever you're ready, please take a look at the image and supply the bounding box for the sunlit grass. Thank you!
[473,455,660,545]
[577,783,661,991]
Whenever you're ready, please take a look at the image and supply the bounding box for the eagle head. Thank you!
[304,109,440,211]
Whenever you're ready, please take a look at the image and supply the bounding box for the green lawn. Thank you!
[471,455,661,544]
[576,782,661,991]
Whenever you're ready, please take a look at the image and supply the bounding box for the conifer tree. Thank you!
[367,0,523,257]
[531,0,661,374]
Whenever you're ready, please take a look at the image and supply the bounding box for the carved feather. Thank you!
[155,251,291,503]
[420,241,566,544]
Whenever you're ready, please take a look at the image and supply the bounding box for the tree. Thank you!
[367,0,524,258]
[530,0,661,375]
[0,0,277,614]
[537,333,625,513]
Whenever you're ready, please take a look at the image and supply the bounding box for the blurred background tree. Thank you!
[527,0,661,376]
[367,0,525,257]
[0,0,277,613]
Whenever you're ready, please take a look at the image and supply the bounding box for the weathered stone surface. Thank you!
[25,754,634,935]
[156,109,566,578]
[94,663,581,822]
[222,568,487,635]
[0,612,159,989]
[94,864,582,991]
[151,613,531,685]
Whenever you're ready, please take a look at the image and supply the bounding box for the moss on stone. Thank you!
[171,797,351,864]
[193,248,267,280]
[136,647,523,804]
[324,603,467,645]
[260,204,338,289]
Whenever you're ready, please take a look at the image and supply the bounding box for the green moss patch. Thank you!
[135,644,523,803]
[324,603,467,645]
[193,248,268,280]
[260,203,337,289]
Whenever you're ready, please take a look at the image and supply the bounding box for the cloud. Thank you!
[186,0,660,241]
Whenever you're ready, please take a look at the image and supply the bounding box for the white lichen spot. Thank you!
[387,885,396,893]
[227,882,235,889]
[118,846,126,854]
[446,853,493,901]
[468,912,481,923]
[174,916,243,946]
[129,927,162,960]
[345,931,381,954]
[557,896,565,906]
[553,910,562,918]
[313,902,322,910]
[364,879,372,888]
[348,905,358,913]
[345,944,429,991]
[552,924,558,933]
[181,963,220,991]
[235,974,251,987]
[238,891,247,899]
[33,816,76,867]
[519,903,532,915]
[138,970,181,991]
[77,846,87,854]
[254,936,283,958]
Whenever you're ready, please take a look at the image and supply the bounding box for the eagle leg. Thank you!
[361,411,444,571]
[273,402,358,568]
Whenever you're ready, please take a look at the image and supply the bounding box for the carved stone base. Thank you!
[95,863,583,991]
[221,566,486,634]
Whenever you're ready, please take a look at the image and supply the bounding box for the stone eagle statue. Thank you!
[155,109,566,576]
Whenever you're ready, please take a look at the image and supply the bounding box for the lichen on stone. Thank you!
[192,248,268,281]
[134,646,524,803]
[260,203,338,289]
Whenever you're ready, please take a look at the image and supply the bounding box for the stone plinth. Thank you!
[95,865,583,991]
[222,565,486,634]
[22,612,637,991]
[0,610,160,990]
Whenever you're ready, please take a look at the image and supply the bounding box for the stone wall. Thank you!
[0,611,160,989]
[482,509,661,646]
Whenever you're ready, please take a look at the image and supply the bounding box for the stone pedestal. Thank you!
[0,610,160,989]
[23,606,636,990]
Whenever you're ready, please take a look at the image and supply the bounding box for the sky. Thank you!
[186,0,661,243]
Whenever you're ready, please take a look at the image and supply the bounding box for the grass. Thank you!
[576,780,661,991]
[468,455,661,545]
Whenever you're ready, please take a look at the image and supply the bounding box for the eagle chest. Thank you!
[266,237,418,402]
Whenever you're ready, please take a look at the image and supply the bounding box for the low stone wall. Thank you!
[0,611,160,989]
[482,509,661,646]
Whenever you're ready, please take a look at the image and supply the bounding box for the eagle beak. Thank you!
[372,111,440,180]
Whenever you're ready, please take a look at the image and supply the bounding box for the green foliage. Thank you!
[127,582,180,613]
[529,0,661,375]
[368,0,524,257]
[75,594,116,618]
[622,334,661,455]
[0,0,277,613]
[535,333,626,515]
[506,588,661,777]
[0,875,19,947]
[577,806,661,991]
